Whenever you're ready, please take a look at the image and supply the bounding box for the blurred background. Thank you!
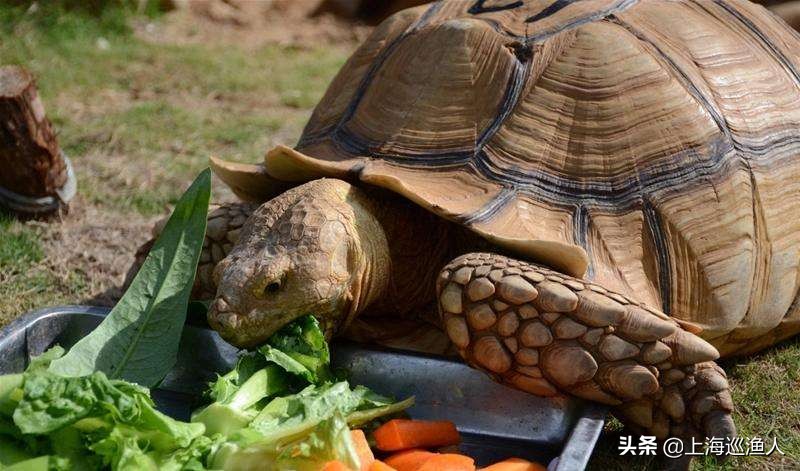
[0,1,798,469]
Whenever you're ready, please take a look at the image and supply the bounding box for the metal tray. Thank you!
[0,305,606,470]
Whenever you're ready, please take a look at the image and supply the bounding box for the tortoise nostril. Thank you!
[264,281,281,295]
[214,297,230,313]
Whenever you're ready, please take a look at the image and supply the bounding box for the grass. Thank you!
[0,3,349,317]
[1,3,347,216]
[588,338,800,470]
[0,3,798,470]
[0,214,87,324]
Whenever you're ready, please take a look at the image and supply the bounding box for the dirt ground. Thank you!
[137,0,373,47]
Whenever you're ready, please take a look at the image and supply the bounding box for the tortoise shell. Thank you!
[214,0,800,354]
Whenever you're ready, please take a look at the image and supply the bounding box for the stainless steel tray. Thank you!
[0,305,606,470]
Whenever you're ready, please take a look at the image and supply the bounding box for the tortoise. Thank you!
[150,0,800,441]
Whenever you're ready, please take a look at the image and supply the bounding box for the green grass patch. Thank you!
[0,215,44,273]
[0,3,347,217]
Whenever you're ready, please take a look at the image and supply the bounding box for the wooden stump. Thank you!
[0,65,74,215]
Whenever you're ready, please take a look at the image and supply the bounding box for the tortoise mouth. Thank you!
[207,297,304,349]
[207,296,338,348]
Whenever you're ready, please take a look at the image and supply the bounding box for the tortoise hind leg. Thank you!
[436,252,736,440]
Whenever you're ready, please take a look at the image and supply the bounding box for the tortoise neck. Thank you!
[357,188,484,319]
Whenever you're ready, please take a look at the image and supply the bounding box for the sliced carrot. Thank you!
[351,429,375,471]
[373,419,460,451]
[479,458,547,471]
[322,460,353,471]
[384,449,437,471]
[369,460,398,471]
[417,453,475,471]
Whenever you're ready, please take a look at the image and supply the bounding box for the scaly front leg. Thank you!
[437,253,735,440]
[127,202,258,300]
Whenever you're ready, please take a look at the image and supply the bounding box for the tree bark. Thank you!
[0,65,66,199]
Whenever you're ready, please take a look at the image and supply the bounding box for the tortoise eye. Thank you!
[264,281,281,295]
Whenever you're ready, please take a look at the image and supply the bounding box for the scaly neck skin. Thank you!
[346,187,484,320]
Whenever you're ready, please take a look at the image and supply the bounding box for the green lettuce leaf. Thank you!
[48,169,212,387]
[192,365,287,436]
[258,316,331,384]
[213,413,359,471]
[246,381,408,444]
[13,371,143,434]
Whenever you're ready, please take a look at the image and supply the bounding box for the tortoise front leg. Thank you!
[127,201,259,300]
[437,253,735,440]
[193,202,259,298]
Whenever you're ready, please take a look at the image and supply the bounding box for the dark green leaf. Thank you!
[49,169,212,386]
[258,315,331,384]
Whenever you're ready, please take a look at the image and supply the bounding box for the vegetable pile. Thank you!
[0,170,549,471]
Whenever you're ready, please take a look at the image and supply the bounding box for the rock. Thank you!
[206,217,229,241]
[572,381,622,405]
[662,369,686,385]
[493,300,509,311]
[541,312,560,324]
[618,399,654,428]
[516,366,542,378]
[563,279,585,291]
[661,386,685,420]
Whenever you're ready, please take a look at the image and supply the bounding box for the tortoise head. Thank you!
[207,179,388,348]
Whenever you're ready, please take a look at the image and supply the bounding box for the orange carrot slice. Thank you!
[351,429,375,471]
[374,419,460,451]
[322,460,353,471]
[479,458,547,471]
[369,460,398,471]
[384,449,437,471]
[416,453,475,471]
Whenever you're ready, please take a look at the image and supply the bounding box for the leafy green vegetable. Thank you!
[0,309,413,470]
[192,365,288,436]
[0,341,212,470]
[248,382,400,443]
[48,169,212,387]
[258,315,332,384]
[216,414,360,471]
[13,371,144,434]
